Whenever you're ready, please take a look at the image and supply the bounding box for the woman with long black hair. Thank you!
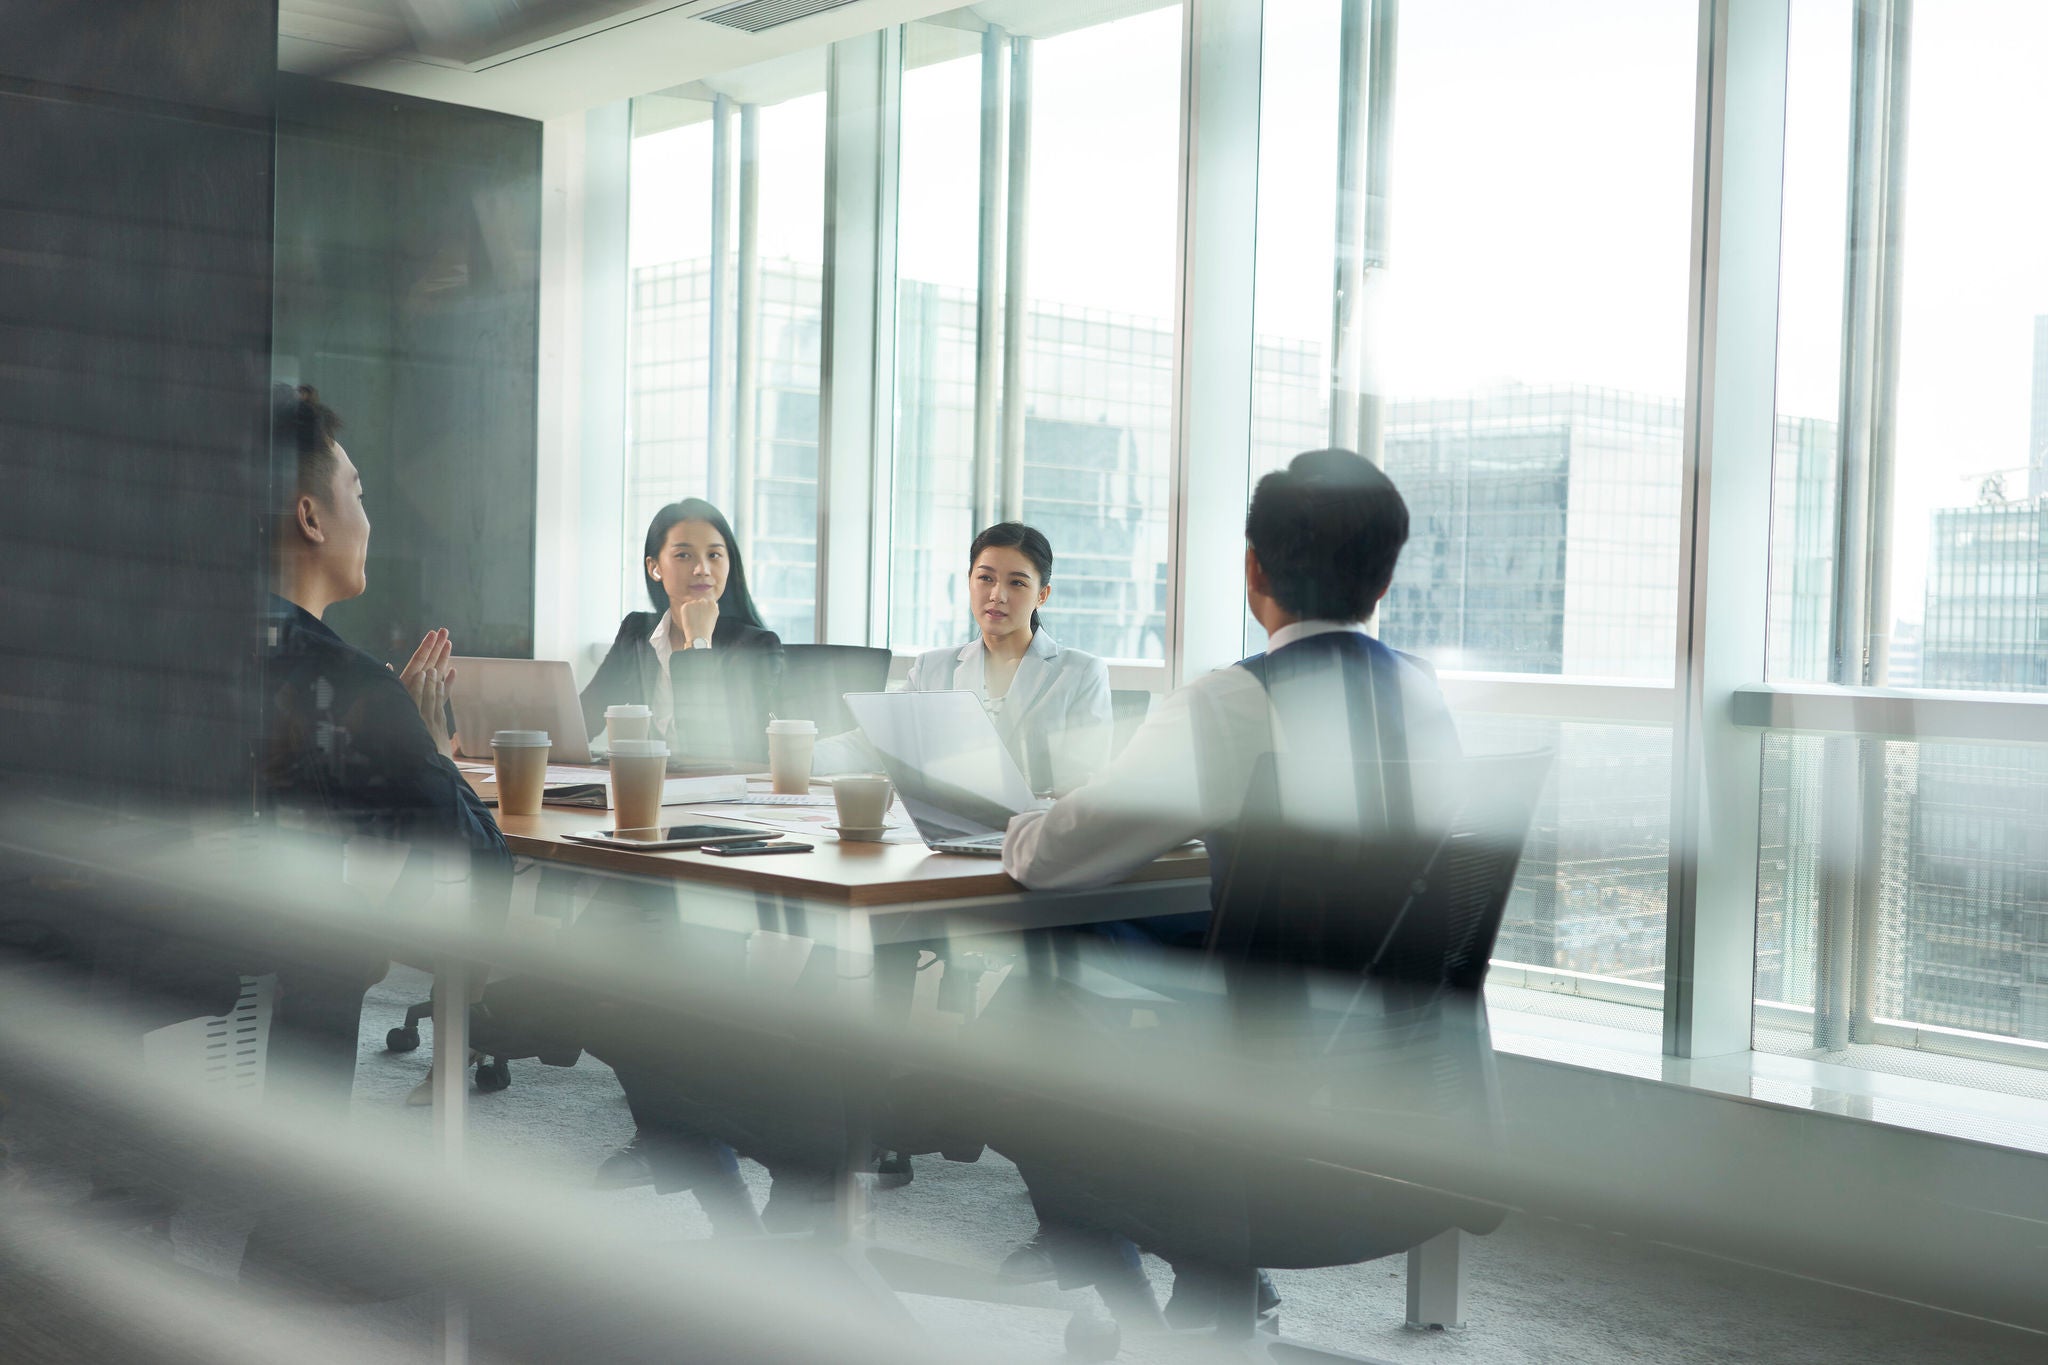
[579,498,782,764]
[561,498,789,1220]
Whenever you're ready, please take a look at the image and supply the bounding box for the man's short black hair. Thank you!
[272,383,343,517]
[1245,449,1408,622]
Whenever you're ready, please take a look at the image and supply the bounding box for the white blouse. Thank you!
[817,629,1113,796]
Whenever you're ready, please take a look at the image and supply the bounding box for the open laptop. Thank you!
[842,690,1045,857]
[448,657,595,764]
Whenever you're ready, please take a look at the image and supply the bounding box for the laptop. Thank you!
[448,657,595,764]
[842,690,1045,857]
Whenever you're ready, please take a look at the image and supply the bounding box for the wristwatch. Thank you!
[689,637,711,650]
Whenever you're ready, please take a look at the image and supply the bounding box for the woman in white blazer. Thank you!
[820,523,1113,796]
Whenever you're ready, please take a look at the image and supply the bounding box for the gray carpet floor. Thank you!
[7,963,2042,1364]
[346,968,2041,1365]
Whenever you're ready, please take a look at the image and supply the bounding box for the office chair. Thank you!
[1109,688,1152,758]
[974,749,1552,1360]
[380,850,518,1093]
[777,644,893,734]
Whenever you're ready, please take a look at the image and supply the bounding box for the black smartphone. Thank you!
[703,840,814,857]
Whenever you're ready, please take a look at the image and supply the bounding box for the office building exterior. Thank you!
[1877,316,2048,1041]
[1380,387,1687,680]
[1907,490,2048,1040]
[2032,314,2048,500]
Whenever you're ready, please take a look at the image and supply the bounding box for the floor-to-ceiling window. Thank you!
[1755,0,2048,1079]
[1249,0,1700,1008]
[885,4,1182,661]
[625,58,826,642]
[606,0,2048,1099]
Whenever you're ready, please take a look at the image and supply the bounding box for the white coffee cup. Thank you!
[766,717,819,795]
[831,774,893,832]
[608,738,671,831]
[491,730,551,816]
[604,703,652,747]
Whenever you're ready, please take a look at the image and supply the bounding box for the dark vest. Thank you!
[1204,630,1418,919]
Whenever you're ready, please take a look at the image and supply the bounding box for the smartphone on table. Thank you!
[563,824,772,852]
[704,840,814,857]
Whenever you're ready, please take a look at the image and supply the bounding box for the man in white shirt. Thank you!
[986,450,1462,1323]
[1002,448,1460,940]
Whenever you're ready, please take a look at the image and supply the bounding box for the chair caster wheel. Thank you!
[1064,1310,1120,1362]
[874,1150,913,1189]
[475,1058,511,1092]
[386,1026,421,1053]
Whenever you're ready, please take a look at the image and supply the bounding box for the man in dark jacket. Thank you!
[262,385,508,1111]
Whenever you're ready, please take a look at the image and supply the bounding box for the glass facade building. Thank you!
[627,258,823,641]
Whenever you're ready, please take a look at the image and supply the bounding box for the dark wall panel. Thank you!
[273,76,542,664]
[0,0,277,806]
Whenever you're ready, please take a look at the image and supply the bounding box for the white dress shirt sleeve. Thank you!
[1002,666,1267,891]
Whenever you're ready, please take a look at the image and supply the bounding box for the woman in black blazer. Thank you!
[581,498,783,765]
[567,498,799,1216]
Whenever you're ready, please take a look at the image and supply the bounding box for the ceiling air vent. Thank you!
[699,0,865,34]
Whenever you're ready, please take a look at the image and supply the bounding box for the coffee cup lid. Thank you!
[608,739,671,758]
[605,704,652,717]
[766,718,818,734]
[492,730,551,747]
[832,773,890,786]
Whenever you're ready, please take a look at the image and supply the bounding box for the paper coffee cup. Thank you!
[765,718,818,795]
[831,774,893,831]
[608,738,670,831]
[604,703,652,746]
[492,730,551,816]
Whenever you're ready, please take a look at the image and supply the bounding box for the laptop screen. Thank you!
[448,658,593,764]
[842,691,1042,843]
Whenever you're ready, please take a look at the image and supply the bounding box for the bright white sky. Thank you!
[630,0,2048,629]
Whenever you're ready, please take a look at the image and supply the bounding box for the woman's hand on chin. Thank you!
[678,595,720,646]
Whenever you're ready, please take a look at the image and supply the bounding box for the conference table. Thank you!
[403,777,1207,1362]
[431,771,1210,1132]
[487,780,1206,935]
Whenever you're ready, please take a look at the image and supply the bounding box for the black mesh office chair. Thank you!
[1109,688,1152,758]
[776,644,893,733]
[985,749,1552,1360]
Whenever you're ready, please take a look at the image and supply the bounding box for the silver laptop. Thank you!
[842,690,1044,857]
[448,657,594,764]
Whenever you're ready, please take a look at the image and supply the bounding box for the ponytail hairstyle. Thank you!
[642,498,765,630]
[968,521,1054,634]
